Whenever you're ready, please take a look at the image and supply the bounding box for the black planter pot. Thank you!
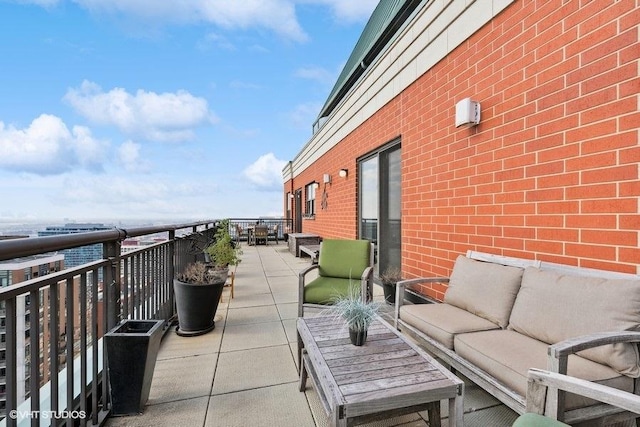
[173,277,225,337]
[349,327,368,346]
[382,284,396,305]
[105,319,164,416]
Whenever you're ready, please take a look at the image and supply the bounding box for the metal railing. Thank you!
[227,218,293,243]
[0,220,223,427]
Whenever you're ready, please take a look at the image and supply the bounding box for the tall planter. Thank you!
[173,275,225,337]
[105,319,164,416]
[382,284,396,304]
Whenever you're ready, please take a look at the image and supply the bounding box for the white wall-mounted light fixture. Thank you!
[338,168,348,178]
[455,98,481,127]
[312,182,319,190]
[288,193,294,199]
[323,173,331,184]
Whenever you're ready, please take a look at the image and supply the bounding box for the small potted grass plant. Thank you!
[329,286,380,346]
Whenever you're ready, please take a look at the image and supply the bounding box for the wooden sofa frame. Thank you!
[394,250,640,425]
[524,368,640,423]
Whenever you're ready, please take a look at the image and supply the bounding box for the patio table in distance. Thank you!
[297,316,464,427]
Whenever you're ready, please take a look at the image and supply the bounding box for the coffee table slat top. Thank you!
[298,315,463,426]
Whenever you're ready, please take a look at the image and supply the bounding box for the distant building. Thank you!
[38,223,113,268]
[0,253,64,418]
[121,236,167,254]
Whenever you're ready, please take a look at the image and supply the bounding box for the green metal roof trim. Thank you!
[315,0,424,126]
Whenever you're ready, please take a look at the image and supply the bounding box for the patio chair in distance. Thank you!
[252,225,269,245]
[234,224,248,245]
[268,224,279,244]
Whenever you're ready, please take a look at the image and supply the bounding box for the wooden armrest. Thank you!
[546,331,640,421]
[526,368,640,416]
[359,266,374,302]
[298,264,319,279]
[549,331,640,360]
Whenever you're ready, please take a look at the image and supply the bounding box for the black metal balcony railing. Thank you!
[0,218,291,427]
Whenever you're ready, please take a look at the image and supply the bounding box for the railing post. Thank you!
[104,240,122,330]
[169,230,176,318]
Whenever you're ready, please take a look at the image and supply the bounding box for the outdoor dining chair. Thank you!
[251,225,269,245]
[268,224,279,244]
[234,224,248,244]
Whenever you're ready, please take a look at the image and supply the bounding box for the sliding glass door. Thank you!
[358,142,401,274]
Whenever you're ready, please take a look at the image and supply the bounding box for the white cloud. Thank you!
[71,0,308,42]
[117,139,151,172]
[56,174,221,218]
[0,114,107,174]
[286,102,321,129]
[294,66,334,86]
[299,0,378,22]
[196,32,236,51]
[243,153,288,189]
[64,80,218,142]
[28,1,377,42]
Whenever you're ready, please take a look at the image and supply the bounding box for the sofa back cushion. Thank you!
[444,255,524,328]
[508,267,640,377]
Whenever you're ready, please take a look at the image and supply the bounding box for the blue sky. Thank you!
[0,0,377,223]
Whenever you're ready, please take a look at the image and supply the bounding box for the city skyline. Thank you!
[0,0,378,222]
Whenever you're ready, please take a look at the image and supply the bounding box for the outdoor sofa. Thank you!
[394,251,640,425]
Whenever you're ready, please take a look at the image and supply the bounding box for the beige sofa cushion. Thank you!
[400,303,499,349]
[444,255,524,328]
[454,330,634,411]
[508,267,640,377]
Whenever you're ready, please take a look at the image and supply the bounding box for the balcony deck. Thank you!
[105,243,518,427]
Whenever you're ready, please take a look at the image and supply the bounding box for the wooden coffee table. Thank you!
[297,316,464,426]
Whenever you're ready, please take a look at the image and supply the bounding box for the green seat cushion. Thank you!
[303,277,360,305]
[512,413,569,427]
[318,239,370,279]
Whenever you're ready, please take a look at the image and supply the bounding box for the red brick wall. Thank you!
[287,0,639,299]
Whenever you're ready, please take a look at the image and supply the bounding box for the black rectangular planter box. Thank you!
[105,319,165,416]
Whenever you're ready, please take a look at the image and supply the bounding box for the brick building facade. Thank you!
[284,0,639,299]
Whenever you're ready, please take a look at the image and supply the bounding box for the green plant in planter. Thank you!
[176,261,227,285]
[379,265,402,304]
[205,219,242,269]
[174,261,226,336]
[328,286,380,346]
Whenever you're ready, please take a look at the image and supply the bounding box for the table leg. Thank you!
[298,350,308,392]
[426,401,441,427]
[333,406,347,427]
[297,330,304,372]
[449,386,464,427]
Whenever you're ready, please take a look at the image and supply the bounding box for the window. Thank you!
[0,271,9,287]
[305,182,317,217]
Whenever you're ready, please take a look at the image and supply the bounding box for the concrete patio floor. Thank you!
[105,243,518,427]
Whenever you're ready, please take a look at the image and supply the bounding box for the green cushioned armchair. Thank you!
[297,239,374,318]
